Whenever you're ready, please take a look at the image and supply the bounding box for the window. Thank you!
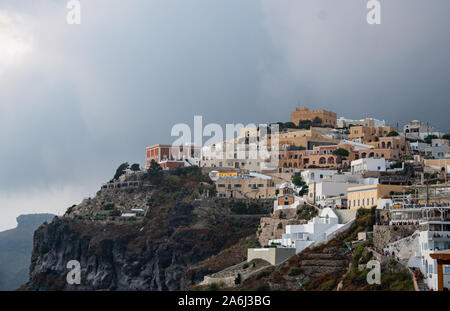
[235,184,241,188]
[218,184,225,188]
[444,265,450,274]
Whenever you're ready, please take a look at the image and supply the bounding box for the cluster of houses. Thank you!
[144,107,450,291]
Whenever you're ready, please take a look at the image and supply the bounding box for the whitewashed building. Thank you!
[351,158,386,174]
[269,208,356,254]
[307,181,361,206]
[388,188,450,290]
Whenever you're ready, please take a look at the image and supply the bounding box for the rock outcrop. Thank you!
[22,169,264,291]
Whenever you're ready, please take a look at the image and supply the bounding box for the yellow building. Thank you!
[278,128,338,148]
[347,184,405,209]
[348,125,397,143]
[212,172,275,199]
[291,107,337,128]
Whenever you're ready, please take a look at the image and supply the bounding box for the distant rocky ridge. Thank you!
[0,214,55,291]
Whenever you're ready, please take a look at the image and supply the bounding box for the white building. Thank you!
[415,226,450,290]
[410,141,430,153]
[388,189,450,290]
[308,181,361,206]
[301,169,362,185]
[351,158,387,174]
[337,117,386,128]
[425,145,450,159]
[269,208,356,254]
[377,198,393,210]
[300,169,339,184]
[403,120,433,140]
[431,139,450,147]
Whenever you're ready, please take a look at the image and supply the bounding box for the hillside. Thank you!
[21,167,269,291]
[0,214,55,291]
[237,208,414,291]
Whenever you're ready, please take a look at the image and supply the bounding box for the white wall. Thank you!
[351,158,386,174]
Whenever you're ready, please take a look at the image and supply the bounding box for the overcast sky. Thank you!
[1,0,449,230]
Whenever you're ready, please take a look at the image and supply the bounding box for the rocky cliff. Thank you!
[22,167,267,291]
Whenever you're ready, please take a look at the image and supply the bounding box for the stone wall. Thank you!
[373,224,418,250]
[257,208,304,246]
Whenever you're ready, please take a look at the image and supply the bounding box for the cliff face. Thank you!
[0,214,55,291]
[22,168,265,291]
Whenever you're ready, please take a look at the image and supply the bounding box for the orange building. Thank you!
[358,136,410,161]
[291,107,337,128]
[145,144,200,170]
[277,144,358,172]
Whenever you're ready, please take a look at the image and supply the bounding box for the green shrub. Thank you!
[319,279,337,291]
[256,270,271,280]
[242,263,249,269]
[288,268,301,276]
[234,273,242,285]
[206,283,220,291]
[103,203,115,211]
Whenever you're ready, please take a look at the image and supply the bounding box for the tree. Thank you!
[113,162,129,180]
[130,163,140,171]
[234,273,242,285]
[387,131,399,137]
[283,122,297,129]
[207,185,217,197]
[146,160,163,183]
[333,148,349,165]
[298,120,312,129]
[332,148,350,157]
[292,173,308,196]
[443,134,450,140]
[424,134,438,144]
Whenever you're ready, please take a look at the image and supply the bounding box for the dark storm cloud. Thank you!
[0,0,449,229]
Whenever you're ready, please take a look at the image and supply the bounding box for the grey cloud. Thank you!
[0,0,449,230]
